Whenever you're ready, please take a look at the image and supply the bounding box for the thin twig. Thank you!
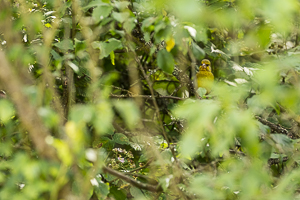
[102,166,162,192]
[136,57,178,162]
[110,93,185,100]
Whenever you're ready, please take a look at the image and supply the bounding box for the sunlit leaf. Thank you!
[0,99,14,124]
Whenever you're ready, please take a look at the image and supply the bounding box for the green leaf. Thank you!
[94,182,110,199]
[92,4,113,23]
[54,39,74,51]
[69,104,94,123]
[51,49,62,60]
[92,39,123,59]
[93,101,114,135]
[142,17,156,31]
[52,139,73,166]
[157,49,174,74]
[38,107,59,129]
[0,99,14,124]
[74,38,86,53]
[192,42,205,60]
[84,0,108,10]
[112,12,130,23]
[100,137,115,151]
[130,187,146,200]
[124,18,136,33]
[196,87,207,97]
[110,51,115,65]
[270,134,293,151]
[113,100,141,129]
[113,133,129,145]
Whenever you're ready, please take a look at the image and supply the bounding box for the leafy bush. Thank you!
[1,0,300,199]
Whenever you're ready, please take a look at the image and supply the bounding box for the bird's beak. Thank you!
[202,63,207,68]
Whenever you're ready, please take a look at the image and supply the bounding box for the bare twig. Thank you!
[110,93,185,100]
[102,166,162,192]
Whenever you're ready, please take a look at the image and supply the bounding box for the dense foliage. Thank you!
[1,0,300,199]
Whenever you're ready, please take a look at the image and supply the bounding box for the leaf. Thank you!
[92,39,122,59]
[67,61,79,73]
[113,133,129,145]
[52,139,73,166]
[69,104,94,123]
[92,4,113,23]
[110,51,115,65]
[38,107,59,129]
[113,1,130,10]
[124,18,136,33]
[270,134,293,147]
[100,137,115,151]
[142,17,156,31]
[84,0,107,10]
[0,99,14,124]
[74,38,86,53]
[196,87,207,97]
[93,101,114,135]
[112,12,130,23]
[51,49,61,60]
[157,49,174,74]
[130,187,146,200]
[94,182,110,199]
[113,100,140,129]
[192,42,205,60]
[54,39,74,51]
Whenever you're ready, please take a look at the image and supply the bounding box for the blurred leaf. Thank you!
[196,87,207,97]
[65,121,85,153]
[93,101,114,135]
[66,61,79,73]
[69,104,94,123]
[38,107,59,129]
[0,99,14,124]
[53,139,73,166]
[113,100,141,129]
[112,12,130,23]
[157,49,174,74]
[130,187,146,200]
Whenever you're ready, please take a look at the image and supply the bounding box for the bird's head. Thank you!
[199,59,211,71]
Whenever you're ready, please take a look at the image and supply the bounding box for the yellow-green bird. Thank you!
[196,59,214,94]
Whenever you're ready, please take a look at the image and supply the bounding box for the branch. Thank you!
[136,57,178,162]
[0,52,57,160]
[255,116,296,139]
[110,93,185,100]
[102,166,162,192]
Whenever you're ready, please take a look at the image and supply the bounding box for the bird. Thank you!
[196,59,214,94]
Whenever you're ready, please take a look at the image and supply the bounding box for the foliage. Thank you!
[1,0,300,199]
